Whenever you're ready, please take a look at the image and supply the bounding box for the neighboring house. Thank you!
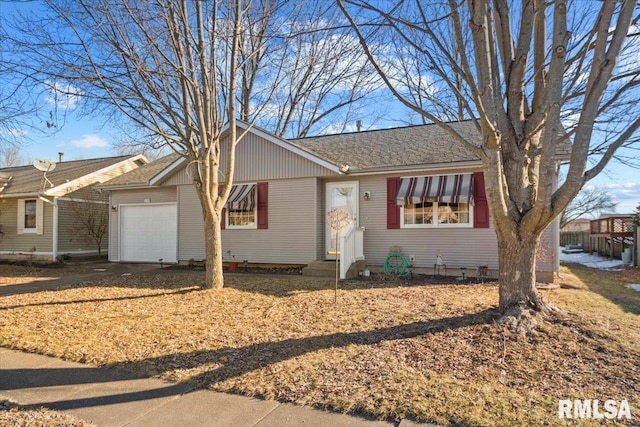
[561,218,591,232]
[99,121,566,282]
[0,155,147,261]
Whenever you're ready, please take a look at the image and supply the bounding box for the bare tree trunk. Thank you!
[496,235,543,312]
[203,209,224,290]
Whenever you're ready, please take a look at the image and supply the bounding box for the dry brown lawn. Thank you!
[0,263,638,426]
[0,396,95,427]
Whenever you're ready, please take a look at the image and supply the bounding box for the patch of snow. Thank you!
[559,248,624,270]
[626,284,640,292]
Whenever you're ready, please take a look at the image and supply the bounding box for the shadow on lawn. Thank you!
[0,287,203,310]
[225,273,483,298]
[1,308,496,417]
[111,308,499,388]
[0,267,197,298]
[561,262,640,315]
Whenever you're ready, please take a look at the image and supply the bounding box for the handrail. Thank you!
[339,223,365,279]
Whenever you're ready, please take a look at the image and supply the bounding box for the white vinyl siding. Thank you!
[177,185,204,260]
[177,179,319,264]
[159,132,337,186]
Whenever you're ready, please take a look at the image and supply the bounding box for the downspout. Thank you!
[38,196,58,262]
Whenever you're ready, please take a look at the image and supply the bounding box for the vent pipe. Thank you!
[356,120,362,132]
[58,152,64,162]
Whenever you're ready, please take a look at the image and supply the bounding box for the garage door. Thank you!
[120,204,177,263]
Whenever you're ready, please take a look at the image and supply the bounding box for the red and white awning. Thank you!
[226,184,256,211]
[396,174,474,206]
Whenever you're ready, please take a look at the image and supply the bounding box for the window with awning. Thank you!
[395,174,474,206]
[221,182,268,230]
[386,173,489,230]
[226,184,256,211]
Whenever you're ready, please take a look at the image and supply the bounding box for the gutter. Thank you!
[0,192,41,199]
[345,160,482,176]
[96,183,153,191]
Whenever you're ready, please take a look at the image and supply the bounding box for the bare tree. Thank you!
[4,0,266,289]
[338,0,640,328]
[4,0,377,288]
[560,186,618,228]
[237,1,381,137]
[0,146,25,168]
[1,19,65,147]
[0,61,34,146]
[67,195,109,257]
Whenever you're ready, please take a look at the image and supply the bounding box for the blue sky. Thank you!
[6,1,639,216]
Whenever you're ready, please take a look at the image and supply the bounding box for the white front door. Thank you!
[325,182,359,260]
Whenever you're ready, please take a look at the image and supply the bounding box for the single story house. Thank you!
[100,121,563,282]
[0,155,147,261]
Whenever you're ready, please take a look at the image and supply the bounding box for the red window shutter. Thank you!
[257,182,268,229]
[387,177,401,229]
[473,172,490,228]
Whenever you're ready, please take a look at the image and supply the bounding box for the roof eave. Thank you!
[44,154,149,197]
[347,152,571,176]
[148,156,187,186]
[0,191,41,199]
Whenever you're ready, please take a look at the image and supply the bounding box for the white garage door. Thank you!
[120,204,177,263]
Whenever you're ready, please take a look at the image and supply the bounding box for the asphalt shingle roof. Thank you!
[0,155,140,196]
[291,121,482,171]
[95,121,573,187]
[99,153,182,187]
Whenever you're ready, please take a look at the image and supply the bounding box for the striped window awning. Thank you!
[226,184,256,211]
[396,174,474,206]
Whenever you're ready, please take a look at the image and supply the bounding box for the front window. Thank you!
[437,202,470,225]
[24,200,37,230]
[402,202,471,227]
[403,202,434,225]
[227,208,256,228]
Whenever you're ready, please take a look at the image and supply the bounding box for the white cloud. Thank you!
[70,134,109,149]
[0,128,28,138]
[44,81,81,110]
[604,182,640,214]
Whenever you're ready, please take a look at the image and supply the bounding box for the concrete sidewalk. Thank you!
[0,348,437,427]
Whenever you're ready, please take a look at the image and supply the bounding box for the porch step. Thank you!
[302,260,366,279]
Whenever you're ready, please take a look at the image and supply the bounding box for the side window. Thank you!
[227,208,256,228]
[225,183,258,229]
[24,199,37,231]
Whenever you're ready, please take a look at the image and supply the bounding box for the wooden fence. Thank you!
[560,230,635,259]
[560,231,591,250]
